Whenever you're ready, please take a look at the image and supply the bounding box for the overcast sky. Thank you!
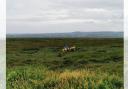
[7,0,123,34]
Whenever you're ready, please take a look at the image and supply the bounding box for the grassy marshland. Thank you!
[7,38,123,89]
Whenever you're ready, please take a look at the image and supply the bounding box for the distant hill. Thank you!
[7,31,123,38]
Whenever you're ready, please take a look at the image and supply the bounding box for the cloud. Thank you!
[7,0,123,33]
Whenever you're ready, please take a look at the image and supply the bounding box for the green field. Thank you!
[7,38,123,89]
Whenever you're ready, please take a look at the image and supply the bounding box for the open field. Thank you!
[7,38,123,89]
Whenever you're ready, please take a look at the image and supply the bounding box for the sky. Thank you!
[7,0,123,34]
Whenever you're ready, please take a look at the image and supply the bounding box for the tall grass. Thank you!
[7,66,123,89]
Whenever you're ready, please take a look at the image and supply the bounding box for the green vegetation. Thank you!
[7,38,123,89]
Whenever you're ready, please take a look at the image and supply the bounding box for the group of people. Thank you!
[62,45,76,52]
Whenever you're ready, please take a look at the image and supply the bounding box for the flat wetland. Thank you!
[7,38,123,89]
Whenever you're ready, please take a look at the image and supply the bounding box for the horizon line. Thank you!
[7,31,123,35]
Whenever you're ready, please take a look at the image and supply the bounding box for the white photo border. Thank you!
[124,0,128,88]
[0,0,6,88]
